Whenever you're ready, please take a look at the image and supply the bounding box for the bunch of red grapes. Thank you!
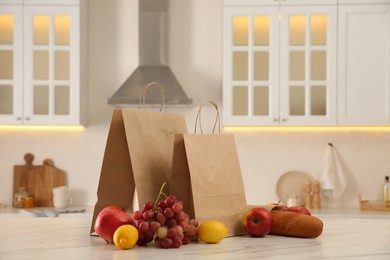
[133,194,199,249]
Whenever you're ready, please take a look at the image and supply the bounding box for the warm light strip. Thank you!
[0,125,85,132]
[224,126,390,132]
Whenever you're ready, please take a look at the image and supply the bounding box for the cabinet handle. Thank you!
[282,118,288,122]
[273,118,279,122]
[17,117,22,121]
[25,117,30,121]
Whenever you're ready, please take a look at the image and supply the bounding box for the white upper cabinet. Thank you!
[223,5,280,126]
[0,0,86,125]
[338,2,390,125]
[0,0,80,4]
[223,0,337,126]
[279,5,337,126]
[0,5,23,124]
[223,0,337,6]
[223,0,390,127]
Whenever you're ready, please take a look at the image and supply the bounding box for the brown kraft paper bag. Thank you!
[90,82,188,234]
[169,101,247,237]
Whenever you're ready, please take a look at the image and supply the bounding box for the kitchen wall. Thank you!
[0,0,389,209]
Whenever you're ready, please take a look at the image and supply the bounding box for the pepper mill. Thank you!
[313,180,321,209]
[304,180,312,209]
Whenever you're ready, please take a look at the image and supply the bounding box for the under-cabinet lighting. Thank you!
[0,125,85,132]
[224,126,390,132]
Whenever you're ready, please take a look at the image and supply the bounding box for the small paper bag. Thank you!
[169,101,247,236]
[90,82,188,234]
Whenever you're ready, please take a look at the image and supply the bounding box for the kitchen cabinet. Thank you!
[223,0,337,126]
[0,0,87,125]
[338,0,390,125]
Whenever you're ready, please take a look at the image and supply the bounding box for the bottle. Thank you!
[384,176,390,202]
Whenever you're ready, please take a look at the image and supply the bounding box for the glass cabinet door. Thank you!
[280,6,336,125]
[224,5,336,126]
[0,6,23,124]
[223,7,279,126]
[23,6,79,125]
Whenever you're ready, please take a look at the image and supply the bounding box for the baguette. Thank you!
[269,210,323,238]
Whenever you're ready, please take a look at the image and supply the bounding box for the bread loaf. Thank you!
[270,210,323,238]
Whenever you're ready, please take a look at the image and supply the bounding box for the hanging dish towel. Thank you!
[318,144,347,200]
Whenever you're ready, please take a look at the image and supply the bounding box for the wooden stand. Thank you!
[313,180,321,209]
[305,180,312,208]
[359,195,390,211]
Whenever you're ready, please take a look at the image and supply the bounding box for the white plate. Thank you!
[276,171,312,206]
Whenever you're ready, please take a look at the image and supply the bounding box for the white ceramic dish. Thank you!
[276,171,312,206]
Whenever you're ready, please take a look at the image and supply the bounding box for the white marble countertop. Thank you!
[2,206,390,219]
[311,207,390,219]
[0,212,389,259]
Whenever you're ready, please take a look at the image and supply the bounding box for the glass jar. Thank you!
[14,187,28,208]
[23,196,35,208]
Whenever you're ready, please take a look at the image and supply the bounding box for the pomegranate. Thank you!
[94,205,134,243]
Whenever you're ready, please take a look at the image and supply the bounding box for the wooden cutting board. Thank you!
[27,159,65,207]
[13,154,66,207]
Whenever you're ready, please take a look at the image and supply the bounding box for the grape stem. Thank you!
[153,182,168,210]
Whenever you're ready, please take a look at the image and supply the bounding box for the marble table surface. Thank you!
[0,211,389,260]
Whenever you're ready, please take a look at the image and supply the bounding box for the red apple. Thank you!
[94,205,134,243]
[242,207,273,237]
[287,206,311,215]
[277,204,288,211]
[266,203,288,211]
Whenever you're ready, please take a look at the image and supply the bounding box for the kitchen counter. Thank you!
[3,206,390,218]
[0,212,389,259]
[0,206,88,218]
[311,207,390,219]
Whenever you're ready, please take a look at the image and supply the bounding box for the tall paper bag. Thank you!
[90,109,135,234]
[90,82,188,234]
[169,101,247,236]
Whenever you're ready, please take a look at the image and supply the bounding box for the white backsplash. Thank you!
[233,131,390,208]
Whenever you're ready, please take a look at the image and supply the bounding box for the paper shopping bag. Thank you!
[169,101,247,236]
[90,109,135,234]
[90,82,188,234]
[122,108,187,208]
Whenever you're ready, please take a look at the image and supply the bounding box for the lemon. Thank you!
[113,224,138,250]
[197,220,228,244]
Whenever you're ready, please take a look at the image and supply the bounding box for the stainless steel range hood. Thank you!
[108,0,192,106]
